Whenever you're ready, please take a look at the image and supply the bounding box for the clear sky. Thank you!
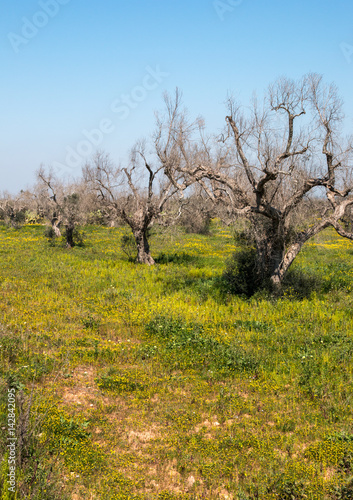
[1,0,353,193]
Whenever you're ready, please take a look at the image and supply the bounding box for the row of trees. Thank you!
[2,74,353,290]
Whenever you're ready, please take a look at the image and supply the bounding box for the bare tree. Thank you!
[83,147,185,265]
[165,76,353,289]
[37,168,86,248]
[0,191,29,228]
[178,184,215,234]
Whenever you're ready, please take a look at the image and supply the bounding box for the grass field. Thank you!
[1,222,353,499]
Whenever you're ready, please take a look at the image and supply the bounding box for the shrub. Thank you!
[68,226,85,247]
[221,248,322,299]
[221,248,264,297]
[25,210,42,224]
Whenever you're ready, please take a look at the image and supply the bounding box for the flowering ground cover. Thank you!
[0,222,353,499]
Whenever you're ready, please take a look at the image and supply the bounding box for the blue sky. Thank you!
[1,0,353,192]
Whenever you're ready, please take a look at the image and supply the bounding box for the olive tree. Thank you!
[37,167,87,248]
[0,191,30,228]
[83,147,186,265]
[164,76,353,289]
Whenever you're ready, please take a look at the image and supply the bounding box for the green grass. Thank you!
[0,222,353,498]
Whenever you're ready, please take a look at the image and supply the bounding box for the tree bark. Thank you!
[53,225,61,238]
[51,219,61,238]
[65,224,75,248]
[252,218,286,284]
[133,230,155,265]
[269,219,333,287]
[270,242,303,288]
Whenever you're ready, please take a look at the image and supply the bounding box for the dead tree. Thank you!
[164,76,353,289]
[0,191,28,228]
[83,147,186,265]
[37,168,85,248]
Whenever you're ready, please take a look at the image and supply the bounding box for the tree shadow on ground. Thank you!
[154,251,200,265]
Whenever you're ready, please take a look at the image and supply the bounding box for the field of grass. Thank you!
[0,222,353,499]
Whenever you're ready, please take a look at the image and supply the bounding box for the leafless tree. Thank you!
[0,191,29,228]
[83,147,186,265]
[164,76,353,289]
[178,184,215,234]
[37,167,87,248]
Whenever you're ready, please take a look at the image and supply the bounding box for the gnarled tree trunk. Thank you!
[133,229,155,265]
[51,217,62,238]
[269,219,332,287]
[65,224,75,248]
[252,217,287,287]
[270,242,302,288]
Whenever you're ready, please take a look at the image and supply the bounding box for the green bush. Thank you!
[68,226,85,247]
[221,248,263,297]
[25,210,42,224]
